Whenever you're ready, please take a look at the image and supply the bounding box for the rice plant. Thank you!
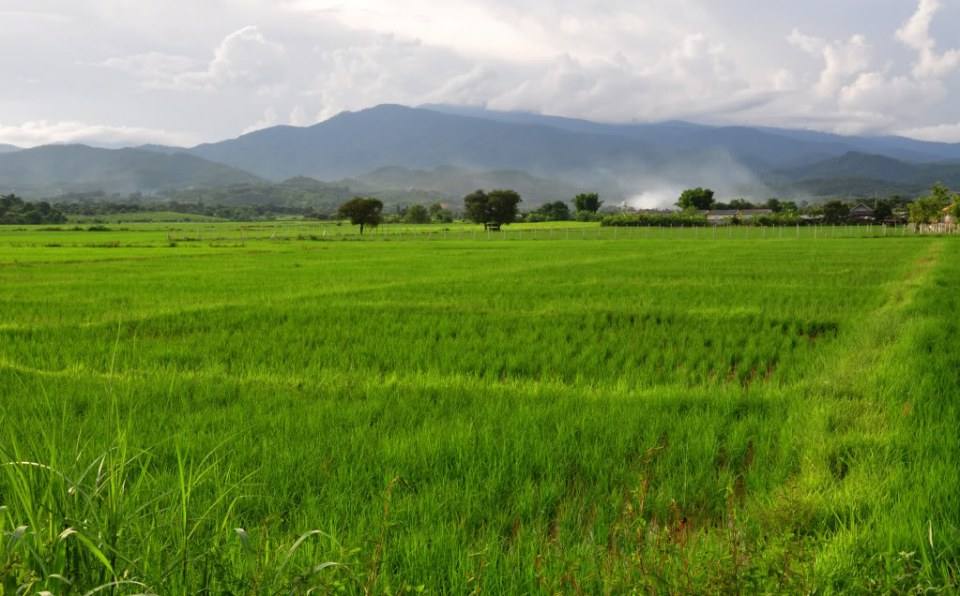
[1,223,958,592]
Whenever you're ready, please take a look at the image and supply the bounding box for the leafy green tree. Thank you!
[428,202,453,223]
[677,188,715,210]
[463,190,489,224]
[728,198,754,210]
[871,198,894,221]
[463,189,522,227]
[821,200,850,224]
[909,183,954,226]
[0,194,67,225]
[403,204,430,224]
[487,190,522,225]
[533,201,571,221]
[573,193,602,213]
[338,197,383,234]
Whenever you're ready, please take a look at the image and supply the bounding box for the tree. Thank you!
[463,189,522,227]
[872,198,894,221]
[728,198,754,210]
[428,202,453,223]
[532,200,571,221]
[338,197,383,234]
[487,190,522,225]
[463,190,489,224]
[909,183,954,226]
[677,188,715,210]
[0,194,67,225]
[821,200,850,224]
[573,193,602,213]
[403,204,430,224]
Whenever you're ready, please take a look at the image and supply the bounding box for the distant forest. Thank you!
[0,194,66,224]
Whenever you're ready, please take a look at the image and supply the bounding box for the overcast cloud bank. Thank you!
[1,0,959,147]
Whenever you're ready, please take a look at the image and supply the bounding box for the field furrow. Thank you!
[1,227,957,593]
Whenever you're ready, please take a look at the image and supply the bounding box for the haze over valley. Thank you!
[3,104,960,207]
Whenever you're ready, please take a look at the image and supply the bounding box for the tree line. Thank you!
[336,184,960,233]
[4,183,957,230]
[52,199,317,221]
[0,194,66,225]
[336,191,606,233]
[672,184,958,225]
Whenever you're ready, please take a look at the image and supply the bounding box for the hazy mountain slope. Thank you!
[773,152,960,196]
[342,166,586,205]
[6,105,960,203]
[137,144,186,155]
[0,145,262,197]
[754,127,960,163]
[423,104,960,166]
[0,144,20,154]
[189,104,658,181]
[421,104,852,168]
[159,176,352,210]
[189,104,960,202]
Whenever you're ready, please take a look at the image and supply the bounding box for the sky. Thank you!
[1,0,960,147]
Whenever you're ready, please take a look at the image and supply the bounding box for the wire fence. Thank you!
[251,222,960,243]
[5,221,958,249]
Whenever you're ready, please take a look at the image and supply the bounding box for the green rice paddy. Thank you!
[1,222,958,593]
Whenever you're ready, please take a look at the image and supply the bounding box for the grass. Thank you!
[0,222,958,593]
[67,211,227,224]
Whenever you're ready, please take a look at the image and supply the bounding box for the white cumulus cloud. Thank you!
[0,121,194,148]
[896,0,960,78]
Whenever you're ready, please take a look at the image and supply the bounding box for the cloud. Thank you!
[839,72,944,113]
[0,121,194,148]
[896,0,960,78]
[102,26,287,92]
[480,40,770,124]
[286,0,560,60]
[99,52,203,85]
[788,29,871,97]
[897,121,960,142]
[242,107,281,134]
[189,25,287,90]
[5,0,960,144]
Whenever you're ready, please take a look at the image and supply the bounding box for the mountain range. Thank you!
[0,145,260,197]
[3,104,960,206]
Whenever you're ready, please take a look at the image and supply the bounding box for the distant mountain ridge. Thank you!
[190,105,657,182]
[771,151,960,196]
[186,104,960,200]
[5,104,960,203]
[341,165,586,203]
[420,104,960,165]
[0,145,261,196]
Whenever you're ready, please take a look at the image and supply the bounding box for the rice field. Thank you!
[1,222,958,593]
